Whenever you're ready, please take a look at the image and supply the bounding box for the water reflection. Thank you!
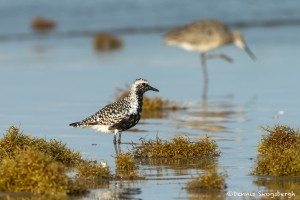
[187,190,225,200]
[170,100,246,133]
[90,185,142,200]
[254,176,300,197]
[139,158,218,178]
[0,192,43,200]
[78,179,109,190]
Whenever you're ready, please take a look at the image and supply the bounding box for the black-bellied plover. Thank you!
[164,19,255,99]
[69,78,159,145]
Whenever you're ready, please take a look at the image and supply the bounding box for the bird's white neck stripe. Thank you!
[128,93,140,115]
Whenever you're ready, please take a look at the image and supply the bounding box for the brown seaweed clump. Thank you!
[76,159,111,179]
[187,169,227,192]
[253,125,300,176]
[258,125,300,154]
[0,147,87,196]
[0,126,112,197]
[31,17,56,32]
[115,153,141,180]
[186,168,227,200]
[142,96,180,111]
[132,136,220,159]
[93,33,122,51]
[0,126,82,166]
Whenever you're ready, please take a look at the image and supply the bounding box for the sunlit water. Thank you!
[1,1,300,199]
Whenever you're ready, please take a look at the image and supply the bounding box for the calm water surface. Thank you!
[1,1,300,199]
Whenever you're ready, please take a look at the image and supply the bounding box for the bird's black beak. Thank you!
[148,85,159,92]
[244,44,256,61]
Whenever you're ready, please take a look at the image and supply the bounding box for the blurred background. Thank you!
[0,0,300,199]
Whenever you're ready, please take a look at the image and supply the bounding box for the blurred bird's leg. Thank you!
[207,54,234,63]
[201,53,208,101]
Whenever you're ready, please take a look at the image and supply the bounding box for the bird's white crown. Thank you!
[132,78,148,89]
[131,78,149,93]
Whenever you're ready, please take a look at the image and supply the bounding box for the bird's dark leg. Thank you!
[114,131,119,156]
[117,142,121,154]
[117,132,122,154]
[114,143,119,156]
[118,132,122,144]
[207,54,234,63]
[113,132,117,145]
[201,53,208,100]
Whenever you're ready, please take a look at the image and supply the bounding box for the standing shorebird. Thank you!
[69,78,159,152]
[164,19,256,99]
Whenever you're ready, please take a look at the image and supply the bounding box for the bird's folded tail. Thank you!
[69,122,81,127]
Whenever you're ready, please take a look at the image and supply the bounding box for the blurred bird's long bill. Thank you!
[244,45,256,60]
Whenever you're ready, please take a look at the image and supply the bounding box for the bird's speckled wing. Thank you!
[79,97,131,126]
[109,113,140,131]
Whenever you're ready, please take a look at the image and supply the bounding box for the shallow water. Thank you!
[1,1,300,200]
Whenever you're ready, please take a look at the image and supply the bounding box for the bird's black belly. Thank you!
[109,114,141,131]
